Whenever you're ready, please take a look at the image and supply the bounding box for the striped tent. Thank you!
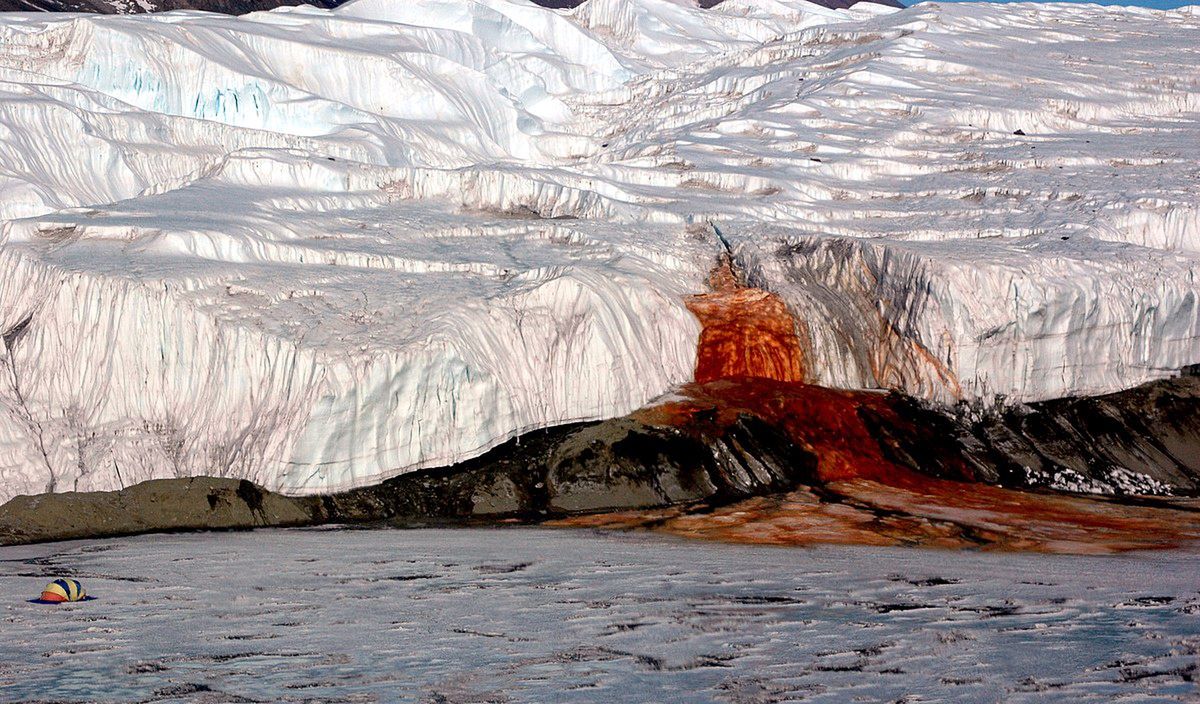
[38,578,86,603]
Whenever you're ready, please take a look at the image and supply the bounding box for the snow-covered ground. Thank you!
[0,528,1198,702]
[1,0,1198,500]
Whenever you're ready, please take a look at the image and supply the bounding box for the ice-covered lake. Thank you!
[1,528,1197,703]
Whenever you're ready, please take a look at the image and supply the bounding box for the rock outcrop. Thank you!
[0,477,314,545]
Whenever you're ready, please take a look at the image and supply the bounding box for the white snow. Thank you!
[1,528,1198,702]
[1022,465,1174,497]
[0,0,1199,500]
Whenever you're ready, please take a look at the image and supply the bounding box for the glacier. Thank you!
[0,0,1198,502]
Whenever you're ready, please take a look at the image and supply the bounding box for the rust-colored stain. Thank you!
[636,378,973,486]
[622,379,1200,553]
[557,259,1200,554]
[553,482,1200,554]
[685,257,806,384]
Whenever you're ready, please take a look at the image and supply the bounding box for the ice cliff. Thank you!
[0,0,1198,501]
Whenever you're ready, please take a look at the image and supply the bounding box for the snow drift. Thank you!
[0,0,1198,501]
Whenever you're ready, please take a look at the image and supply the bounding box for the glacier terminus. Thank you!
[0,0,1197,504]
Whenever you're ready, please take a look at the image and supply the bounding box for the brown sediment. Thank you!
[827,478,1200,553]
[552,483,1200,554]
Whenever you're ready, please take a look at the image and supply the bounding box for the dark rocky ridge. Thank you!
[0,0,903,16]
[0,411,816,544]
[1,375,1197,547]
[894,376,1200,496]
[323,411,814,521]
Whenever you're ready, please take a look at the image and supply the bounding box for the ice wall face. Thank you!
[0,198,708,500]
[0,0,1198,501]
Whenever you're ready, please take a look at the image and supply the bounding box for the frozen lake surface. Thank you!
[1,527,1197,703]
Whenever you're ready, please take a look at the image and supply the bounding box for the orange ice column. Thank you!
[686,258,806,384]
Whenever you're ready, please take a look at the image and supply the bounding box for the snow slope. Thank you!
[0,0,1198,501]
